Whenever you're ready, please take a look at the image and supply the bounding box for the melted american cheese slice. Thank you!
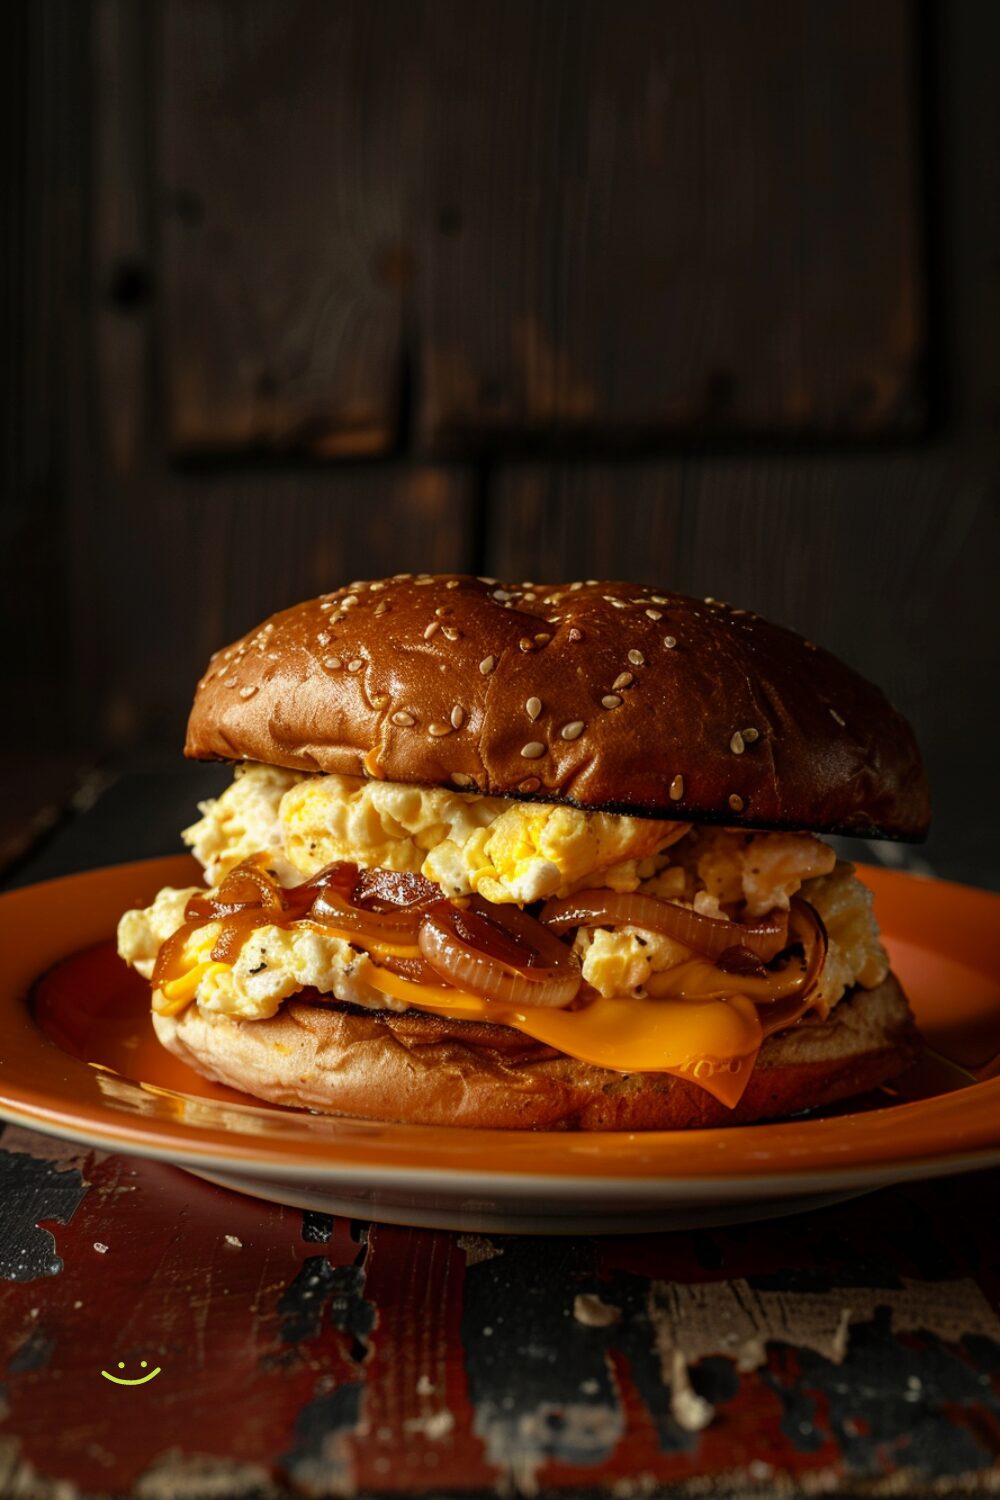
[364,967,763,1108]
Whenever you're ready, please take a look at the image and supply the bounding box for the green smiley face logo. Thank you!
[100,1359,161,1386]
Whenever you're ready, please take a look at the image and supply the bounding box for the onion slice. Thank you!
[186,860,286,921]
[539,889,789,962]
[306,862,442,943]
[419,897,582,1009]
[646,897,828,1005]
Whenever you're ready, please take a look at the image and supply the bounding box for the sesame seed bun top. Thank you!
[184,574,930,840]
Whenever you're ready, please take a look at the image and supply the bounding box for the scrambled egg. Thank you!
[574,857,887,1015]
[118,763,890,1025]
[185,763,678,903]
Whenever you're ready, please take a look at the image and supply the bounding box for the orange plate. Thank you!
[1,855,999,1231]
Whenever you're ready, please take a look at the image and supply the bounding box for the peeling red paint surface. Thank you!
[1,1127,1000,1497]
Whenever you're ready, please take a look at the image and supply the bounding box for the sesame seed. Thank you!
[323,656,342,670]
[669,774,684,801]
[730,730,745,754]
[646,609,662,620]
[429,722,452,737]
[610,599,627,609]
[729,793,744,812]
[451,704,465,728]
[442,626,462,640]
[568,627,584,642]
[520,741,545,759]
[317,632,331,646]
[519,777,541,793]
[651,595,668,605]
[446,579,460,589]
[569,581,583,590]
[434,606,452,618]
[519,638,534,652]
[343,595,359,608]
[561,720,585,740]
[663,635,677,649]
[612,672,634,691]
[239,685,257,699]
[493,589,515,602]
[479,655,496,675]
[392,711,415,727]
[319,601,333,612]
[450,772,474,788]
[415,577,434,586]
[534,632,551,645]
[348,658,363,672]
[585,579,598,586]
[267,652,280,661]
[373,601,389,616]
[830,708,846,726]
[743,727,759,743]
[423,621,440,640]
[369,580,386,591]
[223,677,238,688]
[526,696,542,720]
[602,694,623,709]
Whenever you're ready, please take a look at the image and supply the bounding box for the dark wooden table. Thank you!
[3,761,1000,1498]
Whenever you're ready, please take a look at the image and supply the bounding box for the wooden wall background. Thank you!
[4,0,999,887]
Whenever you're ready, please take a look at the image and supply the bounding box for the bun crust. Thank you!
[185,575,929,838]
[153,972,918,1131]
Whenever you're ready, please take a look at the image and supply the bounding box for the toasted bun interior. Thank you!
[153,972,918,1131]
[185,576,930,839]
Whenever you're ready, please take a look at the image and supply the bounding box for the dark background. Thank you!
[3,0,999,888]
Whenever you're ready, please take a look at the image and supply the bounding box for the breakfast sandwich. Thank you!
[117,575,929,1128]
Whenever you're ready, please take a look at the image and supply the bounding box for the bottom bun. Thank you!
[153,972,919,1130]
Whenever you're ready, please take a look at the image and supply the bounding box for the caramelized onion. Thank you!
[539,889,789,962]
[646,898,828,1005]
[299,861,442,944]
[186,861,286,921]
[311,887,425,943]
[419,897,582,1009]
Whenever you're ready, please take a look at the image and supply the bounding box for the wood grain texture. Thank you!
[1,1,91,749]
[160,0,425,457]
[80,1,476,748]
[417,0,925,451]
[156,0,924,458]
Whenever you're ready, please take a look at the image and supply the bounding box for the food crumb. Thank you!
[573,1293,622,1327]
[93,1242,109,1254]
[456,1233,503,1266]
[224,1234,243,1249]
